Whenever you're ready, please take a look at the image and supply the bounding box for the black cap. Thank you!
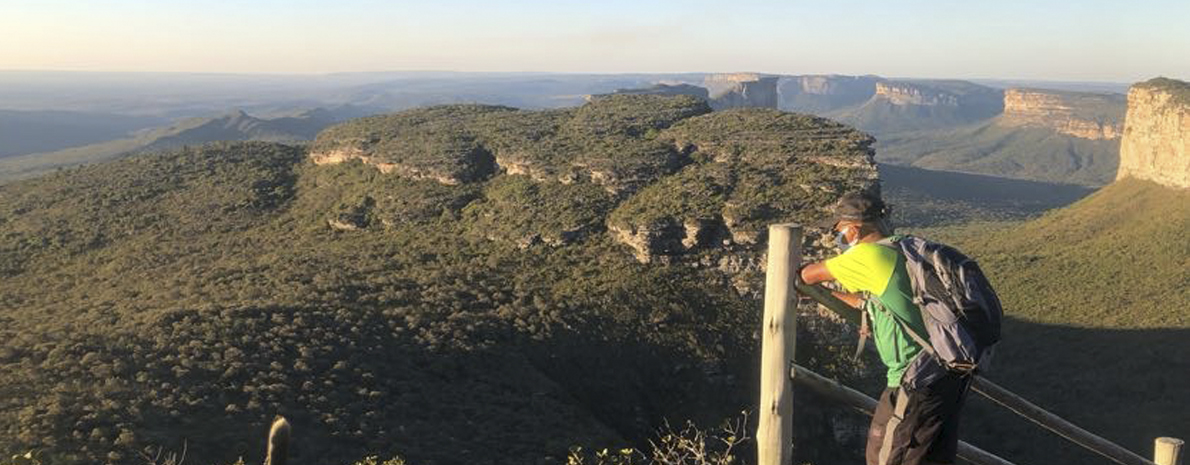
[815,191,889,228]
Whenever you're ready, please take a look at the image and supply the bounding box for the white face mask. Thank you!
[835,225,859,251]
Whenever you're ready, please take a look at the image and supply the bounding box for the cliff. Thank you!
[778,75,881,113]
[832,79,1003,134]
[872,83,1122,186]
[874,82,960,106]
[608,109,878,262]
[309,96,876,260]
[703,73,780,110]
[1001,88,1125,140]
[1117,77,1190,187]
[308,96,712,194]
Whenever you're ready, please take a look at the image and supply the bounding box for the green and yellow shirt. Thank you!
[825,241,930,387]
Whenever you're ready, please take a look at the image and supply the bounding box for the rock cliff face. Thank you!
[1001,88,1124,140]
[874,82,960,106]
[778,75,881,113]
[703,73,780,110]
[834,80,1003,134]
[308,98,710,194]
[307,97,878,265]
[608,109,878,263]
[1117,78,1190,188]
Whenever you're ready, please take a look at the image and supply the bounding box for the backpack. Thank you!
[878,235,1003,375]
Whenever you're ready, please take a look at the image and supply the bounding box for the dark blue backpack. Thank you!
[880,235,1003,376]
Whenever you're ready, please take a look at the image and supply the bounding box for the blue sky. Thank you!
[1,0,1186,81]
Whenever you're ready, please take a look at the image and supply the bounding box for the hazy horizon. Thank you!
[2,0,1187,82]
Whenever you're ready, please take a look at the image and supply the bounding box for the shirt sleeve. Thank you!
[823,243,886,294]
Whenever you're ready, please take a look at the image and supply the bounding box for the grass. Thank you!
[1136,77,1190,106]
[877,117,1121,186]
[949,179,1188,329]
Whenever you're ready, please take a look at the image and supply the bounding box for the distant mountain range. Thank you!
[0,71,1139,186]
[0,110,167,157]
[776,75,1127,185]
[0,106,372,182]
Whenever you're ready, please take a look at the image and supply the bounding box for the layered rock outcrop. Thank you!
[1117,78,1190,188]
[309,97,710,194]
[308,105,507,185]
[836,80,1003,134]
[703,73,780,110]
[1001,88,1124,140]
[308,96,877,263]
[608,109,878,263]
[778,75,882,113]
[874,82,960,106]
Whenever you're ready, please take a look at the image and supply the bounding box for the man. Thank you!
[799,190,970,465]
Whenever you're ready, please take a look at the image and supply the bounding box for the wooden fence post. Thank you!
[265,415,290,465]
[1156,437,1184,465]
[757,223,801,465]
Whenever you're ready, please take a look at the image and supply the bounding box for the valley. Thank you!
[0,74,1184,465]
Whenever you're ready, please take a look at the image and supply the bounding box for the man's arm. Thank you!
[799,262,833,286]
[800,262,865,309]
[830,290,865,309]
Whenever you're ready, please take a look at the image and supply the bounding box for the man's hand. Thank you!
[799,262,833,285]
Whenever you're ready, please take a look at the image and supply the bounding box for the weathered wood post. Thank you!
[265,415,290,465]
[757,223,801,465]
[1155,437,1184,465]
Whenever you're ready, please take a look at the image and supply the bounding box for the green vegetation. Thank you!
[947,179,1188,329]
[462,174,615,246]
[877,118,1121,186]
[880,163,1094,228]
[310,95,712,193]
[606,110,877,243]
[1136,77,1190,106]
[0,96,877,465]
[310,105,511,184]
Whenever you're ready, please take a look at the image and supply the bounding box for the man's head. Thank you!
[817,190,892,244]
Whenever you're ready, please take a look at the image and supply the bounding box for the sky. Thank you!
[1,0,1187,82]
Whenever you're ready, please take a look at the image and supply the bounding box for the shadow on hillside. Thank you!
[801,315,1189,465]
[878,163,1095,227]
[961,317,1189,465]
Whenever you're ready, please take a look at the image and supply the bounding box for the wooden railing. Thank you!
[757,223,1184,465]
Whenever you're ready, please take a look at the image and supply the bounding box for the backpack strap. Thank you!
[869,296,937,360]
[873,297,978,374]
[869,236,942,361]
[853,309,869,360]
